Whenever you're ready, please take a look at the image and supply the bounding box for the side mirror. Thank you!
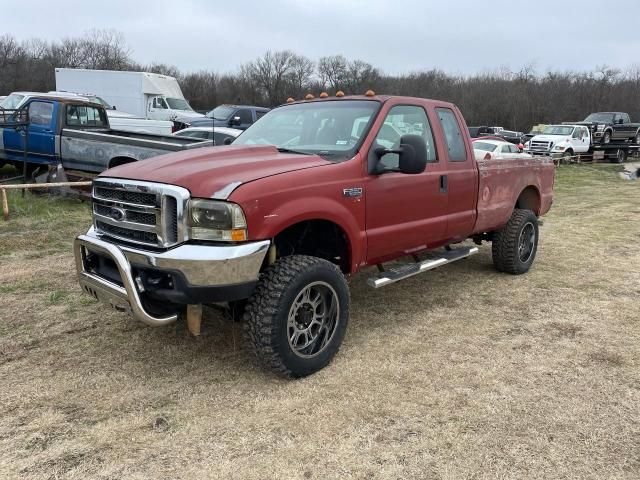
[617,118,624,124]
[229,116,241,126]
[223,137,233,145]
[112,106,116,110]
[374,135,427,175]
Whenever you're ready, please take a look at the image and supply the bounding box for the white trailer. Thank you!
[55,68,204,122]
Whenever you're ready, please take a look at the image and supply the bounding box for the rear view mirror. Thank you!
[397,135,428,174]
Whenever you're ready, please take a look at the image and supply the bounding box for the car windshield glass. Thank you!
[584,113,614,122]
[206,106,235,120]
[0,93,25,109]
[233,100,380,161]
[473,142,498,152]
[542,126,574,136]
[166,98,192,110]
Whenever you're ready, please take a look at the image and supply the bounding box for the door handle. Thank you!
[440,175,448,193]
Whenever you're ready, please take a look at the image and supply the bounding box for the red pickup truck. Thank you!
[74,94,555,377]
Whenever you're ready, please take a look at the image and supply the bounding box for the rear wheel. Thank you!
[243,255,349,377]
[492,209,539,275]
[612,149,627,164]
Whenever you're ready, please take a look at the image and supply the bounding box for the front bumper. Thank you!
[74,227,270,326]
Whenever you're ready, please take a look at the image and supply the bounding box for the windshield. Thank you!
[473,141,498,152]
[166,97,193,111]
[584,113,614,123]
[542,126,574,136]
[206,106,235,120]
[0,93,25,110]
[233,100,380,161]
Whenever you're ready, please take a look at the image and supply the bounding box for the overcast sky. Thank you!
[6,0,640,75]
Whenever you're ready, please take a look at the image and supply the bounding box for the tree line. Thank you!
[2,31,640,132]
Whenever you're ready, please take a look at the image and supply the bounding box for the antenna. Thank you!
[212,76,215,146]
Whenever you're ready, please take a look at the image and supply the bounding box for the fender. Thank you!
[249,195,366,273]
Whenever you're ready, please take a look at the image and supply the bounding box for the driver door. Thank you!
[148,97,169,120]
[365,104,448,263]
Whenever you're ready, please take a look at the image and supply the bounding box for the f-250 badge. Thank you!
[342,187,363,198]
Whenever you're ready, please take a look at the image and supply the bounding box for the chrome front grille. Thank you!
[92,178,190,248]
[530,140,551,151]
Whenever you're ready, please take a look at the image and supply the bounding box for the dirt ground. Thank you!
[0,165,639,479]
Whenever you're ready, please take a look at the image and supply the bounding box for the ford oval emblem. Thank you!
[109,207,126,221]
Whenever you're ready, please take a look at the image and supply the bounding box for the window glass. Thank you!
[374,105,437,169]
[153,97,168,109]
[28,101,54,126]
[436,108,466,161]
[572,128,580,139]
[256,110,268,120]
[214,131,236,145]
[234,100,379,161]
[509,144,519,153]
[66,105,108,127]
[473,141,498,152]
[501,145,511,153]
[237,109,253,124]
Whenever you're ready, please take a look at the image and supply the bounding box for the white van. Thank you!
[55,68,204,123]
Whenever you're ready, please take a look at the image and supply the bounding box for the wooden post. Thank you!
[186,304,203,336]
[1,189,8,220]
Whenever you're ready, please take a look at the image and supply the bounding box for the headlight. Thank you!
[524,142,530,148]
[596,124,605,131]
[188,199,247,241]
[553,145,565,151]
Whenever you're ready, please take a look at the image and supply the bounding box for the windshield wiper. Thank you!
[276,147,312,155]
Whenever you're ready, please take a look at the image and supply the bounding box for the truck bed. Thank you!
[474,156,555,234]
[63,128,209,151]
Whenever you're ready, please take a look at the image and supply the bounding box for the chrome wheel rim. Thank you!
[518,222,536,263]
[287,281,339,358]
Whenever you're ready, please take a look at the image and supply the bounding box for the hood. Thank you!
[187,117,228,127]
[530,135,568,143]
[173,112,206,121]
[102,145,331,198]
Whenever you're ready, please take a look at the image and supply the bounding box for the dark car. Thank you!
[496,130,526,145]
[468,126,491,138]
[187,104,270,130]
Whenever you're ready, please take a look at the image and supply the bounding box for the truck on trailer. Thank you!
[55,68,204,124]
[74,93,555,378]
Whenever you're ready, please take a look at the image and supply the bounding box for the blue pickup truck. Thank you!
[0,95,208,173]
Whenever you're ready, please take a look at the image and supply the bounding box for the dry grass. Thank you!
[1,165,639,479]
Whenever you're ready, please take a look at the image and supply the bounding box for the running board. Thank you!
[367,246,479,288]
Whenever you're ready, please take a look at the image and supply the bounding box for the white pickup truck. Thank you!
[524,124,591,161]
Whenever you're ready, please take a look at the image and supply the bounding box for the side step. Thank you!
[367,246,479,288]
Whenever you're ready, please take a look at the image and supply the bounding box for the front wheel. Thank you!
[243,255,350,377]
[492,209,539,275]
[603,131,611,144]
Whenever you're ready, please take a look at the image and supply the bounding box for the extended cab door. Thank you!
[148,96,170,120]
[434,106,478,241]
[364,103,448,262]
[2,100,58,165]
[571,126,590,152]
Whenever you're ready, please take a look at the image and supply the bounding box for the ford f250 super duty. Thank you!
[0,96,208,173]
[74,94,555,377]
